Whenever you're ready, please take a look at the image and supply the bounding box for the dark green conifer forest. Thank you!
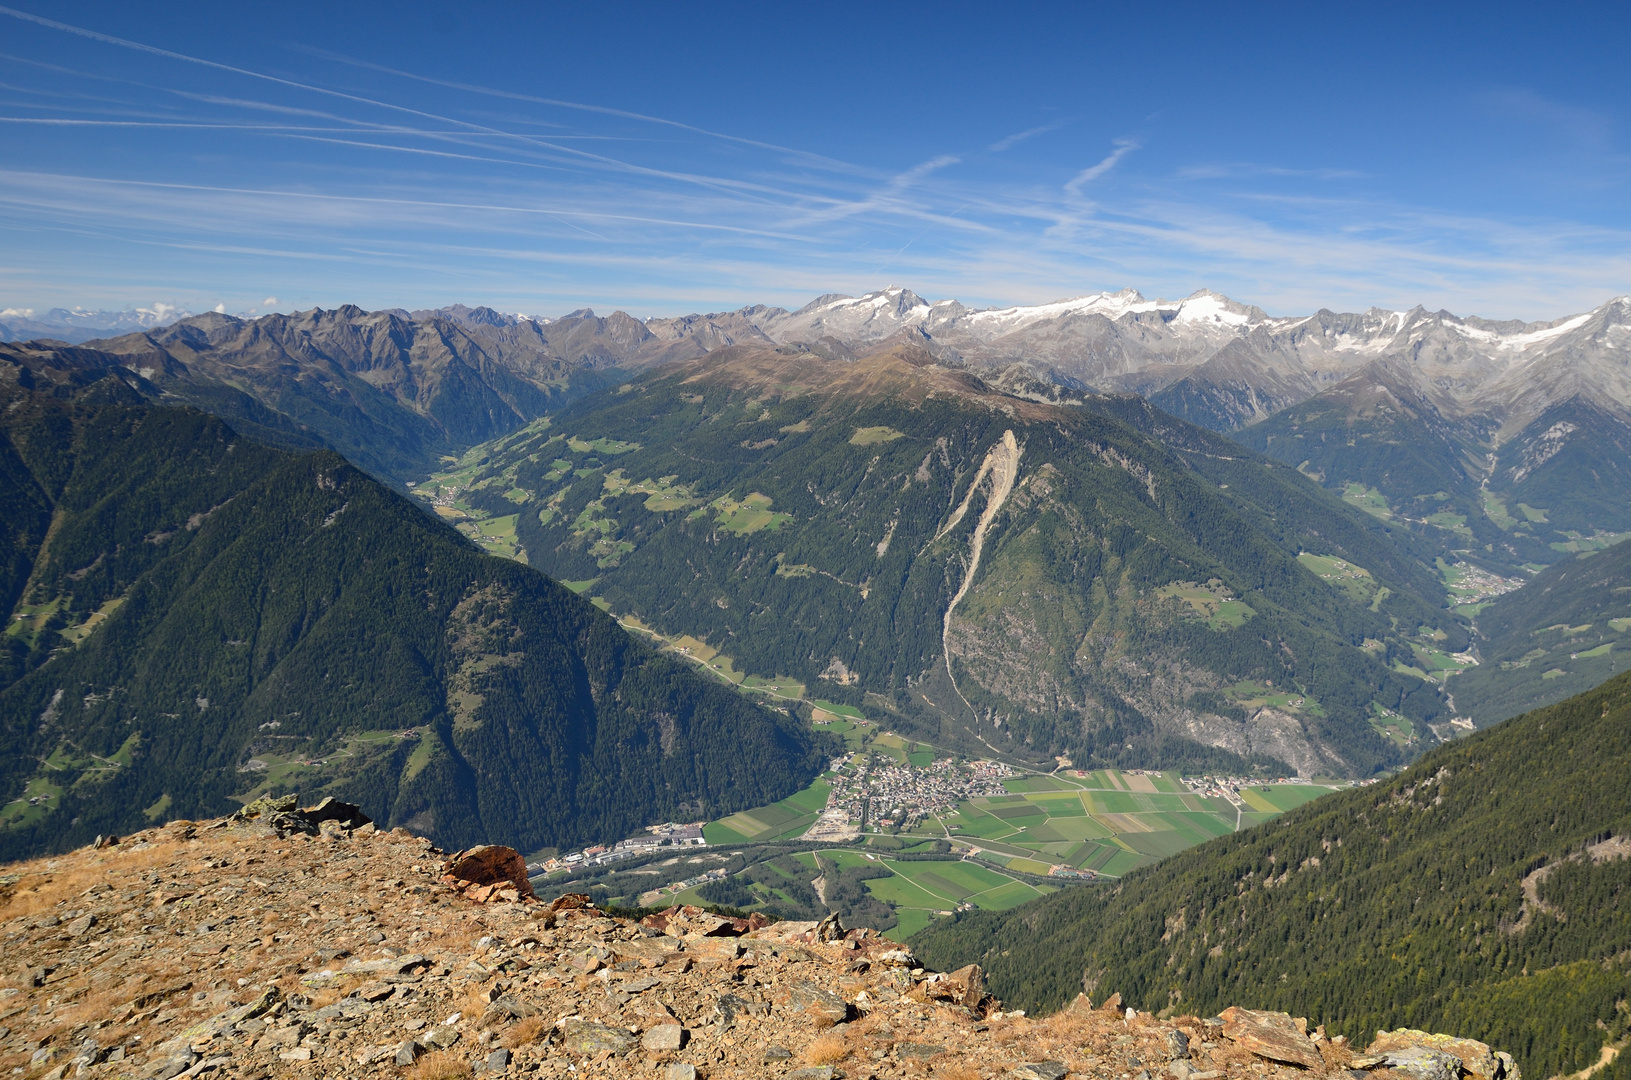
[912,667,1631,1080]
[0,367,823,859]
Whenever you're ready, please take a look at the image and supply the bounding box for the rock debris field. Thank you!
[0,801,1520,1080]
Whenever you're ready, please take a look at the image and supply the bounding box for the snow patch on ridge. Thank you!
[1496,311,1595,350]
[963,289,1166,330]
[1172,292,1253,328]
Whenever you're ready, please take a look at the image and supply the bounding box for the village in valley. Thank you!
[531,712,1360,941]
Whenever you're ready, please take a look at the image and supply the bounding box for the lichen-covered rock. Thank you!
[1367,1029,1516,1080]
[560,1018,638,1056]
[1359,1046,1465,1080]
[1010,1063,1068,1080]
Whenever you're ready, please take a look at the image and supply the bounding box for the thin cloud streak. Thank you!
[0,5,799,207]
[297,46,872,176]
[0,6,1625,321]
[1063,139,1140,196]
[988,120,1071,153]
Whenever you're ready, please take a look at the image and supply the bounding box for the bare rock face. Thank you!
[228,793,372,837]
[1361,1030,1520,1080]
[1219,1006,1326,1070]
[442,844,536,902]
[0,812,1518,1080]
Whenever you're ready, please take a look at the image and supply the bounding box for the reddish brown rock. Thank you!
[547,891,593,913]
[1220,1006,1326,1070]
[444,844,535,899]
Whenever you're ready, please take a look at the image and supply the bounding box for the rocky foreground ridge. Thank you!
[0,801,1519,1080]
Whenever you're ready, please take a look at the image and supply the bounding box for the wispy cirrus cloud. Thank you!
[1173,162,1365,181]
[0,5,1625,321]
[1063,139,1140,196]
[988,120,1071,153]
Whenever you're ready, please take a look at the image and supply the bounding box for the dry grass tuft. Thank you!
[804,1032,852,1064]
[1318,1039,1356,1071]
[933,1064,984,1080]
[502,1015,547,1048]
[1033,996,1103,1040]
[1211,1040,1264,1068]
[409,1050,473,1080]
[61,983,136,1028]
[454,984,495,1022]
[304,987,344,1010]
[0,838,182,922]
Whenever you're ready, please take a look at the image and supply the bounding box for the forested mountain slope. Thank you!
[0,366,820,860]
[912,667,1631,1080]
[425,341,1467,778]
[1450,539,1631,724]
[1237,366,1631,575]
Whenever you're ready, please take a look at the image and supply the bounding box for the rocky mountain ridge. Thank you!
[0,306,629,481]
[0,801,1519,1080]
[11,287,1627,447]
[435,287,1631,437]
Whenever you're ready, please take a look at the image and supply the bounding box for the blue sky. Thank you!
[1,0,1627,321]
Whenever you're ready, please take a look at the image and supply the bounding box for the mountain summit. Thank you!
[0,810,1521,1080]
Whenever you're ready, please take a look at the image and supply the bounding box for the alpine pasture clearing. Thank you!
[849,426,905,445]
[1155,581,1257,630]
[1298,552,1381,604]
[701,492,791,534]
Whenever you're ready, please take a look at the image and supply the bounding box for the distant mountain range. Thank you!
[0,304,194,344]
[6,291,1626,536]
[18,288,1628,436]
[0,306,635,481]
[496,285,1631,439]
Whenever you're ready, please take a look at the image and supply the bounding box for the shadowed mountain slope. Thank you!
[1450,538,1631,724]
[0,370,821,860]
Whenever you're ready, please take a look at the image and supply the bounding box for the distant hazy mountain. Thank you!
[0,306,627,482]
[614,287,1631,440]
[0,304,194,344]
[15,291,1626,440]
